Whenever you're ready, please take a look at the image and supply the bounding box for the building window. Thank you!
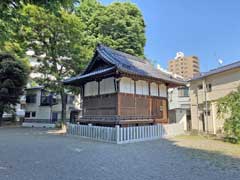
[26,94,36,103]
[25,112,31,118]
[207,84,212,92]
[193,64,199,69]
[205,110,211,116]
[178,87,189,97]
[198,84,203,90]
[31,112,36,117]
[67,95,75,104]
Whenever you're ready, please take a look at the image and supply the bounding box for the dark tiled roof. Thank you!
[191,60,240,81]
[64,67,116,84]
[64,44,185,86]
[97,44,185,85]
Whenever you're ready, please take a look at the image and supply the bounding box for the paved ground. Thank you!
[0,128,240,180]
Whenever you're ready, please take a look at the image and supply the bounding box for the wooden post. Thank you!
[98,81,100,95]
[149,82,152,117]
[134,80,137,116]
[117,79,121,116]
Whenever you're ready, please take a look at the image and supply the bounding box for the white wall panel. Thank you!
[84,81,98,96]
[159,84,167,97]
[100,77,115,94]
[150,82,158,96]
[136,80,149,95]
[120,77,134,94]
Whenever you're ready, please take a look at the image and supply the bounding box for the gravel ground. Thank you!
[0,127,240,180]
[171,135,240,158]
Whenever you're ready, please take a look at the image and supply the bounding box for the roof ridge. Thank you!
[98,44,149,64]
[191,60,240,81]
[208,60,240,72]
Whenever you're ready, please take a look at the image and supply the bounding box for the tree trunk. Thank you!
[0,109,3,127]
[60,91,67,125]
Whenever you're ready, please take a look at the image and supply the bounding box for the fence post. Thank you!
[116,125,120,144]
[88,124,92,137]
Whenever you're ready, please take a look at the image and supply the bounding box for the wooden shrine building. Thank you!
[64,44,185,126]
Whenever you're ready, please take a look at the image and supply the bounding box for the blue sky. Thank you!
[101,0,240,72]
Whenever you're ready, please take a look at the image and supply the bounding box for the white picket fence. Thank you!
[67,123,185,144]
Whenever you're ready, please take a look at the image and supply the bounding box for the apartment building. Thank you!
[22,86,81,125]
[189,61,240,134]
[168,52,200,80]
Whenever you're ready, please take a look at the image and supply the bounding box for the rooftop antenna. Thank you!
[214,52,223,67]
[218,58,223,66]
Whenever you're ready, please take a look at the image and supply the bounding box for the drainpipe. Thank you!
[203,79,208,133]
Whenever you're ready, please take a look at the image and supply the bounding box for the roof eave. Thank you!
[118,70,186,86]
[63,67,117,86]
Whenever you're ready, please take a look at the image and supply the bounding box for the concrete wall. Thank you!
[190,67,240,134]
[168,87,190,110]
[169,109,187,131]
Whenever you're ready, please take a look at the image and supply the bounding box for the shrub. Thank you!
[217,87,240,143]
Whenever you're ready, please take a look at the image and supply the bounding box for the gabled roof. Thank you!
[191,60,240,81]
[64,44,185,86]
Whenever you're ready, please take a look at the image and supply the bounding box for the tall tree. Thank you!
[19,4,90,123]
[76,0,146,57]
[0,0,79,55]
[0,54,28,126]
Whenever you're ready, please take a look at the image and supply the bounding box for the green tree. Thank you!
[0,0,79,56]
[0,54,28,126]
[217,87,240,143]
[76,0,146,57]
[19,4,90,124]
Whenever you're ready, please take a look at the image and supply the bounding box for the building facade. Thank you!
[64,44,185,126]
[168,52,200,80]
[168,85,191,131]
[22,87,81,124]
[190,61,240,134]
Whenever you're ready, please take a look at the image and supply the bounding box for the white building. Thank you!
[156,64,190,130]
[168,85,191,130]
[22,86,81,127]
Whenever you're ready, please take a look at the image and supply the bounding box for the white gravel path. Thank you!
[0,127,239,180]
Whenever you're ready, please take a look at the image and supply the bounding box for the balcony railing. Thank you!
[40,95,57,106]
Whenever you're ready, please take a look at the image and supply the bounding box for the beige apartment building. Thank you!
[189,61,240,134]
[168,52,200,79]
